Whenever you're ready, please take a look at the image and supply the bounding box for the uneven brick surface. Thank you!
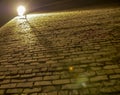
[0,7,120,95]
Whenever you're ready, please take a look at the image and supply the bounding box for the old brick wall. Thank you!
[0,7,120,95]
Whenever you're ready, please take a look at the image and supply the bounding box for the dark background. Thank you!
[0,0,120,27]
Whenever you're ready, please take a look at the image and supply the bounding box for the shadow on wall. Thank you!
[15,16,62,58]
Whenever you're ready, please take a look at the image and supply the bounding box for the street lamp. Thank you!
[17,5,26,16]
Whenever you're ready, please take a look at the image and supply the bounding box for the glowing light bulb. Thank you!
[17,5,26,16]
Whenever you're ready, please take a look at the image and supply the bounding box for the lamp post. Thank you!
[17,5,26,18]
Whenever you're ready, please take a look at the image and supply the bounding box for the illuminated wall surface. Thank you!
[0,0,120,27]
[0,6,120,95]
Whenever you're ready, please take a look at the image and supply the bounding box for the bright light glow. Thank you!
[17,5,26,16]
[69,66,74,71]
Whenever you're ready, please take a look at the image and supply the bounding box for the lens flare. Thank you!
[69,66,74,71]
[17,5,26,16]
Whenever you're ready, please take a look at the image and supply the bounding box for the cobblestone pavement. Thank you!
[0,7,120,95]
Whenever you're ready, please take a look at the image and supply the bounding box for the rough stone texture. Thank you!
[0,7,120,95]
[6,89,23,94]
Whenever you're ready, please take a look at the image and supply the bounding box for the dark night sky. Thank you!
[0,0,120,27]
[0,0,119,13]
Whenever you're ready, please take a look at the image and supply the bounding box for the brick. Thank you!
[88,82,101,87]
[70,79,77,83]
[0,76,5,80]
[114,69,120,73]
[58,91,68,95]
[96,57,112,62]
[90,66,102,70]
[43,75,59,80]
[79,64,88,68]
[46,60,57,64]
[61,73,71,79]
[18,70,25,74]
[28,77,42,81]
[6,89,23,94]
[86,71,96,77]
[17,82,33,88]
[73,68,85,73]
[0,83,16,88]
[96,69,114,75]
[37,93,48,95]
[62,84,77,89]
[103,80,117,86]
[69,90,79,95]
[73,57,87,62]
[96,70,106,75]
[105,69,114,74]
[24,59,36,63]
[104,65,119,69]
[89,87,100,94]
[21,73,35,78]
[0,72,4,76]
[80,59,95,63]
[30,62,39,65]
[79,88,90,95]
[51,56,64,60]
[0,68,7,72]
[0,90,4,95]
[100,87,116,93]
[76,77,89,83]
[1,79,10,84]
[23,88,41,93]
[6,75,20,79]
[36,72,52,76]
[30,93,38,95]
[10,70,18,75]
[90,75,108,82]
[114,85,120,91]
[110,74,120,79]
[25,69,32,74]
[11,79,26,83]
[34,81,52,86]
[32,69,40,73]
[42,86,56,92]
[47,91,57,95]
[53,79,70,85]
[40,67,48,71]
[20,94,27,95]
